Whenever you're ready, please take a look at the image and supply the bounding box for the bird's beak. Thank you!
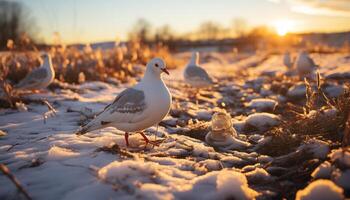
[161,68,170,75]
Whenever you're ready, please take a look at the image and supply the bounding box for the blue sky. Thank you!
[18,0,350,44]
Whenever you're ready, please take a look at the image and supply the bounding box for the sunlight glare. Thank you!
[273,20,295,36]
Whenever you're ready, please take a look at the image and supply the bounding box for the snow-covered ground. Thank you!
[1,52,349,200]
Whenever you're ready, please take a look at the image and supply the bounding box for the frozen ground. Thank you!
[0,52,349,200]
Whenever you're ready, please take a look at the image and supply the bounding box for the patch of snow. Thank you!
[334,169,350,190]
[295,179,344,200]
[196,110,213,121]
[287,82,307,99]
[244,167,272,183]
[330,148,350,168]
[205,131,250,150]
[15,102,28,112]
[194,159,223,172]
[245,113,280,130]
[47,146,80,160]
[246,98,277,112]
[311,161,332,179]
[98,161,259,200]
[186,169,259,200]
[324,84,345,98]
[298,139,329,159]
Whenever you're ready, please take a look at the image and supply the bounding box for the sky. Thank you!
[17,0,350,44]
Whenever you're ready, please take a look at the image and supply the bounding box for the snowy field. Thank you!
[1,52,350,200]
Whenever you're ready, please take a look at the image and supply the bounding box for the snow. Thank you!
[295,180,344,200]
[334,169,350,190]
[187,170,259,200]
[298,139,330,159]
[245,113,280,130]
[311,161,332,179]
[287,82,308,99]
[324,84,345,98]
[47,146,80,160]
[1,52,349,199]
[98,161,258,200]
[246,98,277,112]
[205,131,251,150]
[244,167,273,183]
[330,148,350,168]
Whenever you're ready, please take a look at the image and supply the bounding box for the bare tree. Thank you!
[154,25,175,42]
[128,19,153,44]
[198,21,222,40]
[0,1,37,50]
[232,18,248,38]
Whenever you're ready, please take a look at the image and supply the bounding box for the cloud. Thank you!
[269,0,350,17]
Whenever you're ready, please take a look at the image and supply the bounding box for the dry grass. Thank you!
[0,40,183,85]
[258,75,350,156]
[0,39,184,108]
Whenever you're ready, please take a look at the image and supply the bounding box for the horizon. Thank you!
[15,0,350,44]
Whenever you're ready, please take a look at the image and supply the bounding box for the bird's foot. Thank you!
[138,132,162,147]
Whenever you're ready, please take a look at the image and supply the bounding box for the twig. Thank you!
[316,71,334,108]
[0,78,15,108]
[42,99,57,124]
[342,112,350,147]
[0,164,32,200]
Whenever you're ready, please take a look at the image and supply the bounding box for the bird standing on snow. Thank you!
[76,58,172,147]
[15,53,55,91]
[283,51,293,69]
[184,52,213,88]
[294,51,318,79]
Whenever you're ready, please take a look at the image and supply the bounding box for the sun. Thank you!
[273,20,295,36]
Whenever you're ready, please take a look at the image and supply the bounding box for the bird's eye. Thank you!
[155,63,159,67]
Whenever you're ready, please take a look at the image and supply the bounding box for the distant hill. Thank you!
[67,31,350,51]
[297,31,350,48]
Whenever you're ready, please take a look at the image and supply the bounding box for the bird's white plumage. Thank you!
[294,51,317,78]
[78,58,172,134]
[15,53,55,90]
[283,52,293,69]
[184,52,213,88]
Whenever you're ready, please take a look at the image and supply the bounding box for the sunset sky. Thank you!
[18,0,350,44]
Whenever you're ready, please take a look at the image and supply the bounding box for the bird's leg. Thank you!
[139,132,160,147]
[124,132,129,147]
[139,131,150,145]
[195,89,200,105]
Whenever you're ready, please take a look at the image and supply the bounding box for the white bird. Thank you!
[15,53,55,90]
[283,51,293,69]
[76,58,172,146]
[184,52,213,88]
[294,51,318,79]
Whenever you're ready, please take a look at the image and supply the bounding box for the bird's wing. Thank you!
[16,68,48,89]
[185,66,213,82]
[306,57,317,68]
[94,88,148,124]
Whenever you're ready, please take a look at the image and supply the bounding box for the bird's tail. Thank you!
[75,121,98,135]
[75,126,89,135]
